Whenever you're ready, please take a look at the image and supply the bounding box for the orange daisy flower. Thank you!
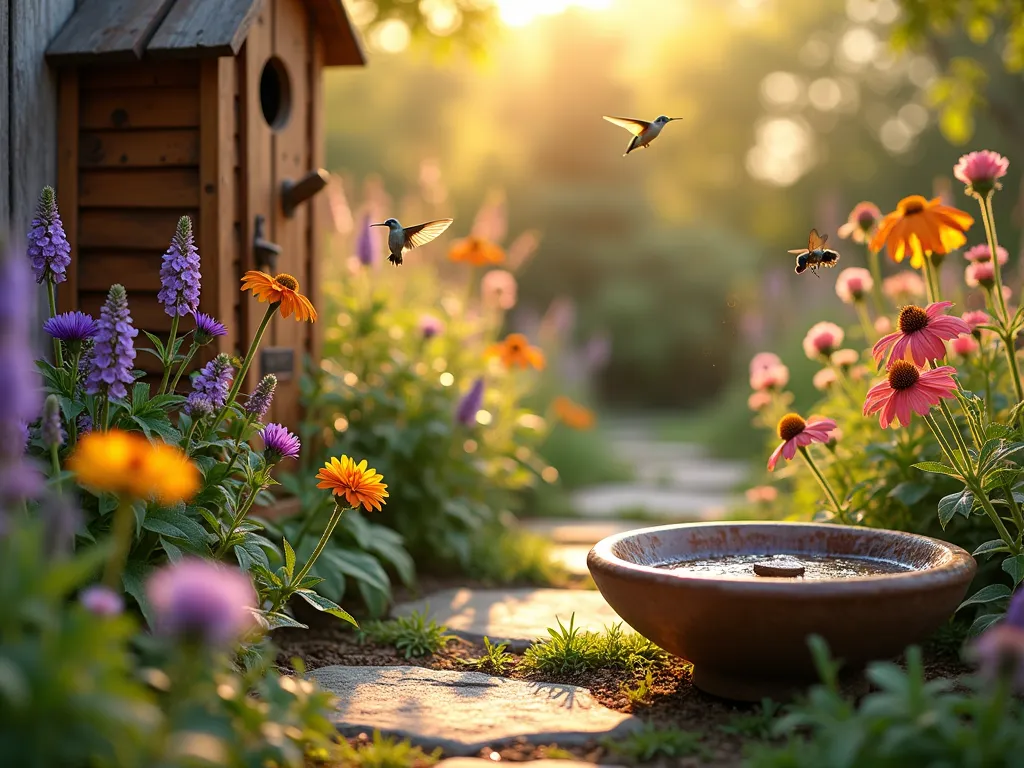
[240,271,317,322]
[486,333,545,370]
[869,195,974,268]
[316,456,388,512]
[553,396,596,430]
[69,430,199,504]
[448,236,506,266]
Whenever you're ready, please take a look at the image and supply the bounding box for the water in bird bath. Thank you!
[654,553,912,579]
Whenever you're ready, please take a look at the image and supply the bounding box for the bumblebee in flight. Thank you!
[789,229,840,276]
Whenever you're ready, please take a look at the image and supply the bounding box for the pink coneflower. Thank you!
[875,316,893,335]
[831,348,860,368]
[953,150,1009,198]
[748,391,772,412]
[965,260,995,289]
[962,310,990,334]
[872,301,970,367]
[813,367,837,391]
[745,485,778,504]
[750,352,783,376]
[767,413,837,471]
[803,322,844,360]
[835,267,873,304]
[850,365,870,381]
[481,269,517,310]
[863,360,957,428]
[882,271,926,302]
[750,362,789,391]
[950,335,979,357]
[837,202,882,244]
[963,244,1009,264]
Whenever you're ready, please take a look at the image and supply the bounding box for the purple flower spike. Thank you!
[260,422,300,464]
[185,392,214,419]
[244,374,277,421]
[27,186,71,285]
[191,353,233,409]
[80,585,124,617]
[147,559,256,646]
[455,377,485,426]
[77,413,93,435]
[157,216,202,317]
[41,395,64,449]
[971,590,1024,691]
[43,311,98,350]
[193,311,227,345]
[85,284,138,402]
[355,212,378,266]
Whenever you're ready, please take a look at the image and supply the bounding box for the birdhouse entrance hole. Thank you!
[259,57,292,131]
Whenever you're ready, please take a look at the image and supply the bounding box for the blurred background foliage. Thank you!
[324,0,1024,442]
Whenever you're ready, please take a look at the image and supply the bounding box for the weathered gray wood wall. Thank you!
[1,0,78,237]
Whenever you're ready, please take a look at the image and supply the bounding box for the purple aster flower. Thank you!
[261,422,300,464]
[27,186,71,285]
[41,395,64,449]
[191,353,233,409]
[419,314,444,340]
[185,392,214,419]
[147,559,256,645]
[193,311,227,346]
[244,374,277,420]
[80,585,124,617]
[157,216,202,317]
[355,212,378,266]
[455,377,485,426]
[85,284,138,401]
[43,310,98,352]
[971,590,1024,691]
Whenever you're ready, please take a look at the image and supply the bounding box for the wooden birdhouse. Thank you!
[45,0,365,429]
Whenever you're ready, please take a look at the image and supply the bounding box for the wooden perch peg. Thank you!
[281,168,330,218]
[253,214,282,273]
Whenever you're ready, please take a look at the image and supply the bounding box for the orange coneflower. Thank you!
[240,271,317,322]
[553,396,596,430]
[316,456,388,512]
[448,236,505,266]
[486,333,545,370]
[869,195,974,268]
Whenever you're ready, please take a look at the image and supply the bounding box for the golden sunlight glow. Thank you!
[495,0,612,27]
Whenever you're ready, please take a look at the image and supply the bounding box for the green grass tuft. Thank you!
[620,667,655,706]
[718,698,783,739]
[358,610,455,658]
[461,636,514,675]
[605,723,705,762]
[524,614,666,675]
[336,731,441,768]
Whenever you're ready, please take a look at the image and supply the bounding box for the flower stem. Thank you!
[168,342,199,393]
[854,301,875,343]
[208,305,277,435]
[798,446,846,523]
[290,504,346,591]
[979,194,1010,323]
[866,247,886,315]
[221,414,254,479]
[973,489,1019,555]
[159,315,180,395]
[214,483,261,558]
[103,499,136,588]
[49,444,61,491]
[921,255,940,305]
[46,281,64,368]
[936,397,974,461]
[922,412,969,477]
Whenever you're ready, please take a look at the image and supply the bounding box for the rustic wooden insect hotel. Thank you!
[46,0,364,428]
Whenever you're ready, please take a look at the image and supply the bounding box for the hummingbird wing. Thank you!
[603,115,650,136]
[403,218,454,250]
[787,249,809,255]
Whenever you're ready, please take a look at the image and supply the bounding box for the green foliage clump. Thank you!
[359,610,456,658]
[605,723,705,762]
[718,698,782,740]
[524,615,666,675]
[336,730,442,768]
[462,636,514,674]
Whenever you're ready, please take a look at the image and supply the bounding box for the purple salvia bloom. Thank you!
[147,559,256,645]
[80,585,124,617]
[27,186,71,285]
[193,311,227,345]
[419,314,444,339]
[191,353,233,409]
[244,374,277,420]
[41,395,64,449]
[85,284,138,401]
[77,413,93,435]
[260,422,300,463]
[355,212,377,266]
[43,311,98,351]
[185,392,214,419]
[157,216,202,317]
[455,377,485,426]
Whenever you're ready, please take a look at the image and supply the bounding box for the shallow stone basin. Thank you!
[587,522,976,701]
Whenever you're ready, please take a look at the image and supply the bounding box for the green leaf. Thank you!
[938,490,973,528]
[973,539,1011,558]
[142,331,166,360]
[887,482,930,507]
[142,505,211,555]
[122,559,156,627]
[283,537,296,580]
[1002,555,1024,587]
[131,382,150,411]
[259,610,308,630]
[968,613,1003,637]
[160,537,185,562]
[957,584,1011,610]
[912,461,962,478]
[294,589,358,627]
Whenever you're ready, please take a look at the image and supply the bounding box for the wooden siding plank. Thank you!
[79,168,200,208]
[76,250,163,291]
[304,0,364,66]
[56,70,80,313]
[79,290,173,332]
[148,0,262,59]
[80,87,199,129]
[79,129,200,168]
[46,0,178,64]
[307,32,324,366]
[80,61,199,90]
[79,208,198,250]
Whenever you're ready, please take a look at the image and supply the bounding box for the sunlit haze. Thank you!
[495,0,613,27]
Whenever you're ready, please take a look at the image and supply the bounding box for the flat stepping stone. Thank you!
[391,588,622,651]
[521,518,640,545]
[548,544,593,576]
[309,666,639,755]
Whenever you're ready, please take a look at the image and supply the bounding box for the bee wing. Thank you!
[403,218,454,250]
[808,229,828,250]
[603,115,650,136]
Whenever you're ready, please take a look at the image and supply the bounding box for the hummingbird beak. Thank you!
[370,223,387,227]
[668,117,682,122]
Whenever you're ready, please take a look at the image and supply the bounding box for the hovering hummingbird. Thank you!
[370,218,454,266]
[602,114,682,156]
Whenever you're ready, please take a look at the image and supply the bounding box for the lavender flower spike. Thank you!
[85,284,138,401]
[27,186,71,285]
[244,374,277,421]
[41,395,64,449]
[455,377,485,426]
[185,392,214,419]
[355,212,378,266]
[191,353,234,409]
[147,559,256,646]
[261,423,300,464]
[158,216,202,317]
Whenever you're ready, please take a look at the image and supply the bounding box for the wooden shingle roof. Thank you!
[47,0,365,66]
